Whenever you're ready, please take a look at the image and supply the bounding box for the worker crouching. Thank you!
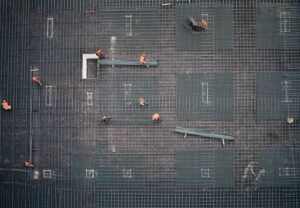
[96,49,105,59]
[101,115,111,124]
[2,100,12,111]
[32,76,43,87]
[139,53,146,64]
[151,113,160,122]
[25,160,34,168]
[138,97,148,107]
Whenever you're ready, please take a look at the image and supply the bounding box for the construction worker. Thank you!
[25,160,33,168]
[32,76,43,87]
[151,113,160,122]
[101,114,110,124]
[2,100,12,110]
[96,49,105,59]
[200,19,207,31]
[138,97,148,107]
[139,53,146,64]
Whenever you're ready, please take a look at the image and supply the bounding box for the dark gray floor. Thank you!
[0,0,300,207]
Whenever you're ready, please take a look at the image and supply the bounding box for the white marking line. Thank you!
[85,169,95,179]
[201,168,210,178]
[82,54,98,79]
[87,92,93,106]
[45,86,53,107]
[125,15,132,36]
[47,18,54,38]
[202,13,208,21]
[279,167,296,176]
[122,168,132,178]
[110,36,117,59]
[280,11,290,33]
[43,169,52,178]
[201,82,209,104]
[124,83,132,106]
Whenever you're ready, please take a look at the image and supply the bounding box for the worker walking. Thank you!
[138,97,148,107]
[2,100,12,110]
[32,76,43,87]
[139,53,146,64]
[151,113,160,122]
[101,114,111,124]
[96,49,105,59]
[200,19,207,31]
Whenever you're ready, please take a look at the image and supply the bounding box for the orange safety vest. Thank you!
[102,115,110,122]
[139,54,146,64]
[32,76,40,82]
[96,50,104,57]
[139,98,145,106]
[152,113,160,121]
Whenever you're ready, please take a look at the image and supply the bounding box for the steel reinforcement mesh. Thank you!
[0,0,300,208]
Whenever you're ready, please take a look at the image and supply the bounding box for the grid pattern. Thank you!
[175,4,233,50]
[256,72,300,120]
[0,0,300,208]
[176,72,234,121]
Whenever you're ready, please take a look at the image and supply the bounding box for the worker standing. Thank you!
[101,115,111,124]
[32,76,43,87]
[151,113,160,122]
[96,49,105,59]
[2,100,12,110]
[200,19,207,31]
[139,53,146,64]
[138,97,148,107]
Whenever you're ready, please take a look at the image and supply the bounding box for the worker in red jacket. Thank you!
[2,100,12,110]
[200,19,207,31]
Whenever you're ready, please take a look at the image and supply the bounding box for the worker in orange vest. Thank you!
[200,19,207,31]
[2,100,12,110]
[32,76,43,87]
[151,113,160,122]
[138,97,148,107]
[96,49,105,59]
[101,114,110,124]
[139,53,146,64]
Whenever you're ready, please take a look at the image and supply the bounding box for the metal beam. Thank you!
[175,126,234,141]
[98,59,159,67]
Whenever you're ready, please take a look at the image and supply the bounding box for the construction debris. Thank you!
[287,117,294,124]
[85,8,95,15]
